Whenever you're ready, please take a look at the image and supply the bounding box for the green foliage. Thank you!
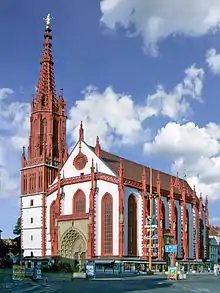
[10,236,21,256]
[0,240,9,259]
[13,218,21,236]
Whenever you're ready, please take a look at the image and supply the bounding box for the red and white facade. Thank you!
[20,23,210,262]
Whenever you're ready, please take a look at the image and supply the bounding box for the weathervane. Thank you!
[43,13,54,29]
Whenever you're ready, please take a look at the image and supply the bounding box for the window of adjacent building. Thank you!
[30,199,34,206]
[73,190,86,214]
[31,235,33,241]
[30,217,33,224]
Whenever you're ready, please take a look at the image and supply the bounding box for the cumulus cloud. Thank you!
[100,0,220,56]
[0,64,204,197]
[144,122,220,201]
[0,88,30,198]
[67,65,204,149]
[205,48,220,75]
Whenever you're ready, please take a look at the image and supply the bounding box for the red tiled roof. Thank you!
[209,225,220,237]
[89,146,192,195]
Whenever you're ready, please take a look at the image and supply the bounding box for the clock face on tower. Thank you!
[73,153,88,170]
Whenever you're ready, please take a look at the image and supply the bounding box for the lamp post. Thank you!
[146,168,159,272]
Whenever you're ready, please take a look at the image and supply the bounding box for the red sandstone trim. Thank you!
[57,213,89,221]
[41,195,46,256]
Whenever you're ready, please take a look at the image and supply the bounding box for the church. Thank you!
[20,17,210,266]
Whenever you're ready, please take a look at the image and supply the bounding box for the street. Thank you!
[0,272,220,293]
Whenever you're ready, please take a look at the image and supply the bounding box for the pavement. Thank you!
[0,270,220,293]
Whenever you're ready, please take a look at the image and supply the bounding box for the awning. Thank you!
[94,260,115,265]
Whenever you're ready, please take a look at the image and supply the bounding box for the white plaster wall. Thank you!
[51,141,115,186]
[124,187,143,257]
[21,193,44,257]
[95,181,119,256]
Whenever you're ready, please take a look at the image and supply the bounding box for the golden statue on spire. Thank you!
[43,13,53,29]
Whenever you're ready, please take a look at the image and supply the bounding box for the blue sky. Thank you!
[1,0,220,237]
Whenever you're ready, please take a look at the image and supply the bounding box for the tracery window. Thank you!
[101,193,113,255]
[40,118,47,155]
[128,194,137,256]
[73,190,86,214]
[50,201,56,234]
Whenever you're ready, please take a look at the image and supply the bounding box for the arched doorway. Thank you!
[128,194,137,256]
[60,229,87,265]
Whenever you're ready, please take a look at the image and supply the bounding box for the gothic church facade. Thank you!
[20,22,209,263]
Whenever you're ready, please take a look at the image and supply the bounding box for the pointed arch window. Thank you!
[50,201,56,235]
[128,194,137,256]
[101,193,113,256]
[73,190,86,214]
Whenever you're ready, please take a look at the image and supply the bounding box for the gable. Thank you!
[51,141,116,185]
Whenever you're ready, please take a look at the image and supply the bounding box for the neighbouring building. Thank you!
[20,17,210,266]
[209,236,218,264]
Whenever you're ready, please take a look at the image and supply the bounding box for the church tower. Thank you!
[20,15,68,258]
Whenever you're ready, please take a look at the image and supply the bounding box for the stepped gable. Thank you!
[89,146,192,195]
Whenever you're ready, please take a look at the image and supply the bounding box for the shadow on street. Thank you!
[59,277,173,293]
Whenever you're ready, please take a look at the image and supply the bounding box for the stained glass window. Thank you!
[102,193,113,255]
[73,190,86,214]
[128,194,137,256]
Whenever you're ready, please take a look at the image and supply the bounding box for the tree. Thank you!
[13,218,21,236]
[0,240,9,259]
[11,217,21,256]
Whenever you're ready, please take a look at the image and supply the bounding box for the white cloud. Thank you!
[144,122,220,201]
[138,65,204,121]
[209,216,220,224]
[0,64,204,197]
[0,88,30,198]
[100,0,220,56]
[205,48,220,75]
[67,65,204,149]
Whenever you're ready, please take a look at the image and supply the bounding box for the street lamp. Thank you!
[145,168,159,273]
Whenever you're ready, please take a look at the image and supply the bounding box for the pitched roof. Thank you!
[89,146,192,195]
[209,225,220,237]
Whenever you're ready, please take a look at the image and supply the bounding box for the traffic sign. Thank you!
[165,245,177,253]
[168,253,173,257]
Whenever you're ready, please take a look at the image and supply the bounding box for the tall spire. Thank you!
[35,14,56,111]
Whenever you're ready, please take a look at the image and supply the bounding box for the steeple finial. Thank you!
[79,121,84,141]
[43,14,53,29]
[35,15,56,110]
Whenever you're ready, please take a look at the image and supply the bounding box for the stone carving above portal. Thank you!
[59,228,87,264]
[73,152,88,170]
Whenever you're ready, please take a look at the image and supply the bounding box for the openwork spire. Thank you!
[36,14,57,110]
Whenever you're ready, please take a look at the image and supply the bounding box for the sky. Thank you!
[1,0,220,237]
